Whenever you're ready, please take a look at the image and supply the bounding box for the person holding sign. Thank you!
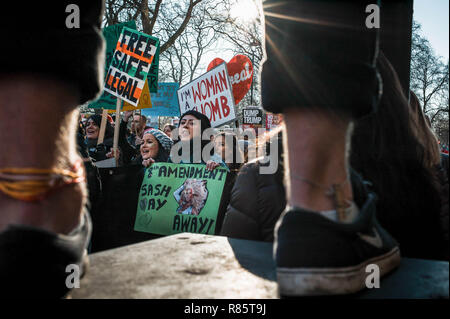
[166,110,238,233]
[88,127,173,252]
[139,129,173,167]
[85,115,115,162]
[84,114,134,166]
[170,110,226,171]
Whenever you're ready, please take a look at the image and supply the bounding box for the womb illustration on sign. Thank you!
[104,27,158,106]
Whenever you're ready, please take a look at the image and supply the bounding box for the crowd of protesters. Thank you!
[1,0,449,299]
[76,108,261,249]
[76,73,449,261]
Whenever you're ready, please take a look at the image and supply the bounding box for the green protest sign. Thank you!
[134,163,228,236]
[148,44,160,93]
[104,27,159,106]
[89,21,136,110]
[88,21,160,109]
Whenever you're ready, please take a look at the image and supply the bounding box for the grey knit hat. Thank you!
[143,129,174,153]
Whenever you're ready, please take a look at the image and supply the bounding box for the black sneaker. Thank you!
[0,208,92,298]
[274,172,401,296]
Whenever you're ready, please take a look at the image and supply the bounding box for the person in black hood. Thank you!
[170,110,226,169]
[169,110,231,234]
[85,114,115,163]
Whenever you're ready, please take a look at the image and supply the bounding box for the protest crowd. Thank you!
[0,0,448,299]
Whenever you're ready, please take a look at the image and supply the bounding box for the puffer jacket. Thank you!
[435,164,449,260]
[220,159,286,242]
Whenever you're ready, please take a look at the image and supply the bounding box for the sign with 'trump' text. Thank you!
[177,63,236,127]
[243,107,263,125]
[104,27,159,106]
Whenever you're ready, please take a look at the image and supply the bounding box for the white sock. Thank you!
[318,201,359,223]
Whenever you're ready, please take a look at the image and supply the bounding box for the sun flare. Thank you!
[230,0,260,24]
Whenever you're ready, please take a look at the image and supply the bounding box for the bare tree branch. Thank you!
[160,0,203,53]
[148,0,163,34]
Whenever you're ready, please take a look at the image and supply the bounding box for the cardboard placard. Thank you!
[141,83,180,117]
[94,157,117,168]
[134,163,227,236]
[104,27,159,106]
[265,113,282,131]
[207,55,254,105]
[242,107,263,126]
[148,44,160,93]
[177,63,236,127]
[89,21,161,110]
[121,79,152,111]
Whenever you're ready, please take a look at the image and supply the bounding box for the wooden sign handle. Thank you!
[97,109,108,145]
[113,98,122,166]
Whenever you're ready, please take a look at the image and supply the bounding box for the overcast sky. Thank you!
[414,0,449,60]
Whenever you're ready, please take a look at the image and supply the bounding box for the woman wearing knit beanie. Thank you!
[139,129,174,167]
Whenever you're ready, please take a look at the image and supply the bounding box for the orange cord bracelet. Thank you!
[0,161,85,202]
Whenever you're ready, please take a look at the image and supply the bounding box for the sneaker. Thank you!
[274,171,401,296]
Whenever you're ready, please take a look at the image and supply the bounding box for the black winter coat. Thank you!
[435,164,449,260]
[220,160,286,242]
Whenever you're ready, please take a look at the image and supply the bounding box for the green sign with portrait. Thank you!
[134,163,227,236]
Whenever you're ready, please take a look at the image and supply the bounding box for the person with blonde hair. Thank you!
[409,91,442,169]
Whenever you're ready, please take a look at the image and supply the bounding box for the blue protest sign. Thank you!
[142,83,180,117]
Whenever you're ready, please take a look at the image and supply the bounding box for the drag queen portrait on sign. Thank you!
[174,179,209,216]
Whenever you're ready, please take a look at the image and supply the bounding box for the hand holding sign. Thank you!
[106,148,120,159]
[206,160,220,172]
[135,136,143,146]
[142,158,155,168]
[207,54,253,105]
[123,110,133,122]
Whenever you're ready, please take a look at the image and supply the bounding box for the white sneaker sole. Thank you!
[277,247,401,296]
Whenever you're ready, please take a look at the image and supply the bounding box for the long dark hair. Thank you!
[153,140,170,163]
[86,114,114,140]
[174,110,213,161]
[350,52,443,259]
